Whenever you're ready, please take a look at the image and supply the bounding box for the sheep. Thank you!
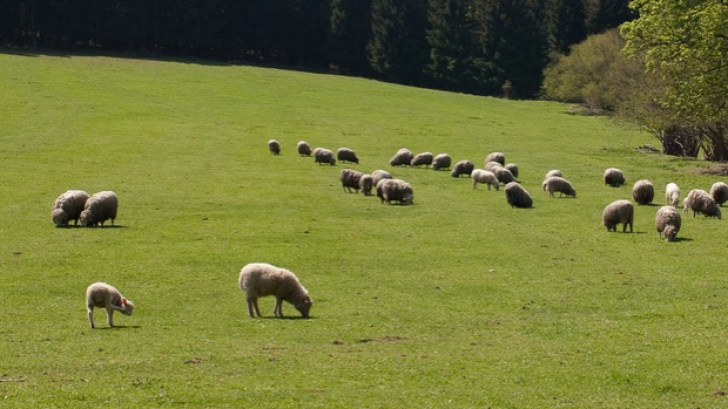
[51,190,90,226]
[296,141,312,156]
[376,178,414,205]
[340,169,364,193]
[545,169,562,179]
[337,147,359,164]
[602,199,634,232]
[505,163,519,179]
[632,179,655,205]
[410,152,434,167]
[484,161,502,172]
[604,168,626,187]
[359,174,374,196]
[268,139,281,155]
[450,160,474,178]
[541,176,576,198]
[313,148,337,165]
[431,153,452,170]
[493,166,517,185]
[655,206,681,242]
[389,148,414,166]
[709,181,728,206]
[371,170,392,186]
[80,191,118,227]
[665,182,680,207]
[504,182,533,208]
[238,262,312,318]
[471,169,499,190]
[683,189,722,219]
[484,152,505,166]
[85,282,135,328]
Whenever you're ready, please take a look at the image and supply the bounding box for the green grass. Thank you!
[2,50,728,408]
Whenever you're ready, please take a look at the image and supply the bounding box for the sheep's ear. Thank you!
[121,298,127,306]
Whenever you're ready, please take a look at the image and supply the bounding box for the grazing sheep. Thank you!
[683,189,722,219]
[665,182,680,207]
[505,163,519,179]
[632,179,655,205]
[541,176,576,198]
[484,152,506,166]
[604,168,626,187]
[377,178,414,205]
[450,160,475,178]
[86,282,135,329]
[410,152,434,167]
[389,148,414,166]
[238,262,312,318]
[602,199,634,232]
[340,169,364,193]
[371,169,392,186]
[655,206,682,242]
[297,141,312,156]
[504,182,533,208]
[431,153,452,170]
[80,191,118,227]
[545,169,562,179]
[709,181,728,206]
[484,161,502,172]
[268,139,281,155]
[471,169,499,190]
[313,148,337,165]
[359,174,374,196]
[337,147,359,164]
[493,166,517,185]
[51,190,90,226]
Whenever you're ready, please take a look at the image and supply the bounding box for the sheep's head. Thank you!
[120,298,135,316]
[663,225,678,242]
[52,209,68,226]
[296,296,312,318]
[80,210,93,227]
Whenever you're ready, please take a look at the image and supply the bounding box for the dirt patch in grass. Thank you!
[697,164,728,176]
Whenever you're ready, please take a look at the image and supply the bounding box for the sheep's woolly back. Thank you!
[239,263,311,317]
[665,183,680,207]
[545,170,562,179]
[389,148,414,166]
[484,152,505,166]
[655,206,681,242]
[297,141,312,156]
[86,282,135,315]
[505,163,519,178]
[683,189,721,219]
[450,160,474,178]
[411,152,434,167]
[709,182,728,206]
[541,176,576,198]
[602,199,634,232]
[632,179,655,205]
[340,169,364,193]
[52,190,90,226]
[377,178,414,205]
[268,139,281,155]
[471,169,499,190]
[359,174,374,196]
[371,170,392,186]
[313,148,337,165]
[493,166,516,185]
[603,168,626,187]
[337,147,359,164]
[431,154,451,170]
[484,161,502,172]
[80,191,118,227]
[504,182,533,208]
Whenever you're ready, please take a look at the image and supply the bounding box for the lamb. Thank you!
[371,170,392,186]
[471,169,499,190]
[337,147,359,164]
[484,152,505,166]
[545,169,562,178]
[655,206,681,242]
[313,148,337,165]
[450,160,474,178]
[632,179,655,205]
[665,182,680,207]
[431,153,452,170]
[359,174,374,196]
[376,178,414,205]
[389,148,414,166]
[602,199,634,232]
[504,182,533,208]
[296,141,312,156]
[238,262,312,318]
[340,169,365,193]
[51,190,90,226]
[709,181,728,206]
[268,139,281,155]
[604,168,626,187]
[85,282,135,328]
[493,166,516,185]
[410,152,434,167]
[505,163,519,179]
[80,191,118,227]
[541,176,576,198]
[683,189,721,219]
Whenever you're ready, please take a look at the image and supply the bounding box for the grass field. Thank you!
[1,50,728,408]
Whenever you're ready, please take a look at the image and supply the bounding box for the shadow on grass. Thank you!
[56,225,126,229]
[96,325,141,330]
[256,316,316,321]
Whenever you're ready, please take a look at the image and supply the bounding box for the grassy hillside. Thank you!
[1,51,727,408]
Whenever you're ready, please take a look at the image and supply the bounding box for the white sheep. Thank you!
[297,141,312,156]
[683,189,721,219]
[313,148,337,165]
[545,169,562,179]
[665,182,680,207]
[655,206,681,242]
[410,152,434,167]
[493,166,516,185]
[602,199,634,232]
[471,169,499,190]
[450,160,474,178]
[371,169,392,187]
[51,190,90,226]
[80,191,118,227]
[505,163,519,179]
[484,152,505,166]
[337,147,359,164]
[340,169,365,193]
[359,174,374,196]
[484,161,502,172]
[389,148,414,166]
[709,181,728,206]
[85,282,135,328]
[238,262,312,318]
[632,179,655,205]
[268,139,281,155]
[541,176,576,198]
[504,182,533,208]
[376,178,414,205]
[431,153,452,170]
[604,168,626,187]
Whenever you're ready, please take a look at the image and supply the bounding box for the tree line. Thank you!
[0,0,632,98]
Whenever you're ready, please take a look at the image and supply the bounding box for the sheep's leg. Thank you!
[87,308,95,329]
[246,297,259,318]
[105,307,115,327]
[274,298,284,318]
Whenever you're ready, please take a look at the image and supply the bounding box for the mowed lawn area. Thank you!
[1,51,727,408]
